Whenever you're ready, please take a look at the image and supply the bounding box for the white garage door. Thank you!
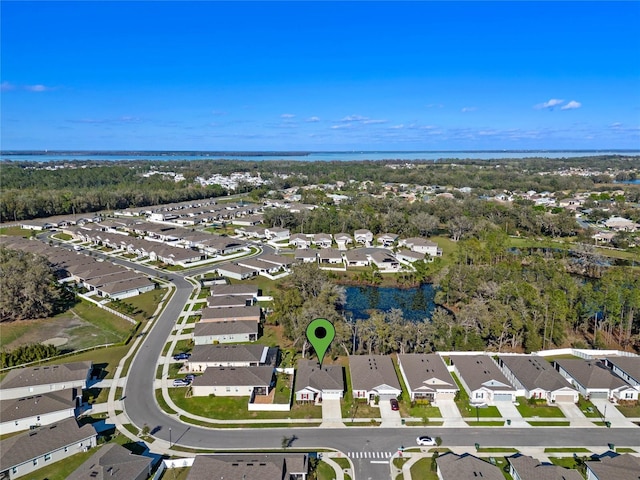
[493,393,513,402]
[554,394,576,403]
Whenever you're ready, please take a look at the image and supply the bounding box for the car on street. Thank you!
[172,379,189,387]
[173,352,191,361]
[416,436,437,446]
[390,398,399,410]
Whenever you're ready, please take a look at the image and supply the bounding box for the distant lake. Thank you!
[616,179,640,184]
[343,284,436,322]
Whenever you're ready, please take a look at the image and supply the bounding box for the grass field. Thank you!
[515,398,565,418]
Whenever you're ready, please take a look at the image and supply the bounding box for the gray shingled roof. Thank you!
[605,356,640,385]
[585,453,640,480]
[210,284,259,297]
[508,454,583,480]
[0,418,96,470]
[66,443,153,480]
[186,454,307,480]
[193,320,258,337]
[498,355,575,392]
[349,355,401,392]
[294,360,344,393]
[450,355,515,392]
[555,359,631,390]
[436,453,504,480]
[0,389,77,422]
[397,354,457,393]
[200,305,261,321]
[189,344,277,366]
[0,361,92,390]
[192,366,274,388]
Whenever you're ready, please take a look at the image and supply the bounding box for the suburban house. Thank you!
[258,254,294,271]
[237,257,281,275]
[0,418,97,480]
[294,360,345,403]
[0,389,79,434]
[450,355,517,403]
[348,355,402,402]
[508,454,583,480]
[215,263,257,280]
[264,227,290,242]
[186,454,308,480]
[190,366,275,397]
[376,233,398,247]
[395,249,426,263]
[343,249,370,267]
[436,453,504,480]
[206,294,254,309]
[192,320,259,345]
[210,284,259,300]
[354,229,373,245]
[397,354,458,402]
[0,361,92,401]
[604,216,639,232]
[585,453,640,480]
[497,355,579,403]
[398,237,442,257]
[602,356,640,388]
[312,233,333,248]
[199,305,262,323]
[67,443,154,480]
[554,359,638,401]
[187,344,278,372]
[368,249,400,271]
[334,233,353,249]
[318,248,344,265]
[289,234,312,249]
[295,249,318,263]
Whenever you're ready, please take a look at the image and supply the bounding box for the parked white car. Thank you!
[416,436,437,446]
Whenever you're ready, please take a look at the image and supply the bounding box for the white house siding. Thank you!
[193,333,254,345]
[1,408,76,435]
[6,435,96,480]
[191,385,256,397]
[0,381,88,402]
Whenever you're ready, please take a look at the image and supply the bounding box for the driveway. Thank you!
[437,399,467,427]
[495,402,529,427]
[321,398,345,428]
[590,399,637,428]
[556,401,594,427]
[379,399,402,427]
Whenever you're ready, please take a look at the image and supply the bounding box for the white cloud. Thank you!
[561,100,582,110]
[341,114,368,122]
[281,113,296,118]
[24,84,54,92]
[1,81,16,91]
[363,119,386,125]
[461,107,477,113]
[306,116,320,122]
[390,124,404,129]
[535,98,564,110]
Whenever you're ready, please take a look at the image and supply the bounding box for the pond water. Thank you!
[343,284,436,322]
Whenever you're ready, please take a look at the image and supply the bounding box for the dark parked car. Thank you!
[173,352,191,361]
[185,374,196,382]
[390,398,399,411]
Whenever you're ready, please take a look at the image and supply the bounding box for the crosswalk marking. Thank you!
[347,451,394,459]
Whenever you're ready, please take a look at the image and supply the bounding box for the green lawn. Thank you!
[160,467,191,480]
[616,402,640,417]
[545,447,590,453]
[341,361,381,419]
[449,372,501,417]
[0,226,30,237]
[515,398,565,418]
[549,457,586,472]
[409,457,439,480]
[527,421,571,426]
[316,461,340,480]
[405,403,443,420]
[577,396,602,418]
[167,389,321,420]
[17,448,97,480]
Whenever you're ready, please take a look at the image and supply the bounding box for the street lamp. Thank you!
[169,427,172,448]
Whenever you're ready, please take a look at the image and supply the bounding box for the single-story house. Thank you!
[0,361,92,401]
[354,229,373,245]
[348,355,402,402]
[334,233,353,248]
[187,344,278,372]
[295,249,318,263]
[0,389,79,435]
[0,418,97,480]
[318,248,344,265]
[206,294,254,309]
[200,305,262,323]
[450,355,517,403]
[193,320,259,345]
[436,453,504,480]
[210,284,259,299]
[67,443,154,480]
[395,249,426,263]
[554,359,638,401]
[498,355,579,403]
[186,454,308,480]
[343,249,370,267]
[604,216,639,232]
[264,227,290,241]
[586,452,640,480]
[368,250,400,270]
[397,354,458,402]
[602,356,640,388]
[258,254,294,270]
[376,233,398,247]
[237,258,281,274]
[508,454,583,480]
[289,234,312,249]
[398,237,442,257]
[294,360,344,403]
[312,233,333,248]
[216,264,257,280]
[191,366,275,397]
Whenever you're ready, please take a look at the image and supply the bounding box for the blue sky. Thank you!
[2,1,639,151]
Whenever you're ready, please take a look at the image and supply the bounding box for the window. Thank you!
[625,392,633,399]
[64,447,68,452]
[226,387,231,392]
[15,421,19,426]
[12,467,18,474]
[33,459,38,466]
[44,454,51,461]
[37,416,41,422]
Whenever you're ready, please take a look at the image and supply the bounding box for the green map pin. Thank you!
[306,318,335,367]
